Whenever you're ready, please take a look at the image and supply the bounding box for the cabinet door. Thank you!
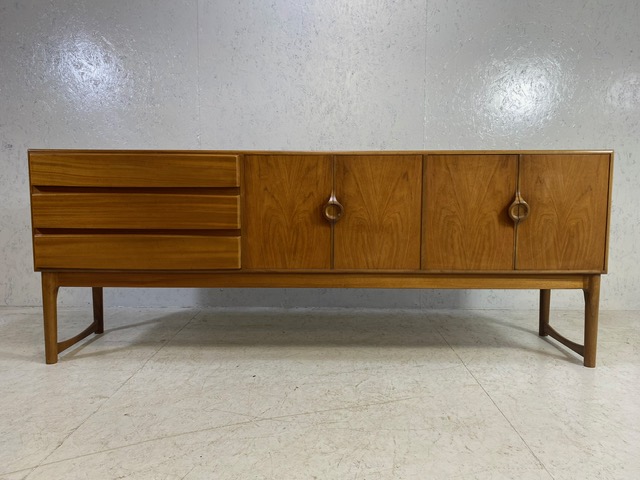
[424,154,517,270]
[334,155,422,270]
[243,154,332,269]
[517,154,611,271]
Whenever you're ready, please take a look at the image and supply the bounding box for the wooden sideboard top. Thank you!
[28,149,614,155]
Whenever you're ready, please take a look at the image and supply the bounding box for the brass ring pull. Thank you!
[508,193,530,224]
[323,193,344,224]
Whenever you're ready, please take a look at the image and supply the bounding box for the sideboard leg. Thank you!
[92,287,104,334]
[42,273,60,365]
[583,275,601,368]
[539,289,551,336]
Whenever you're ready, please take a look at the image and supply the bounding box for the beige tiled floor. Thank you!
[1,307,638,479]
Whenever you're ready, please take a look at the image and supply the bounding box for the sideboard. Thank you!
[28,150,613,366]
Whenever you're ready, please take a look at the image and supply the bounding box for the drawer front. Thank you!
[32,193,240,230]
[34,235,241,270]
[29,152,240,187]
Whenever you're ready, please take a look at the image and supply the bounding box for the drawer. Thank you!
[34,234,241,270]
[32,193,240,230]
[29,151,240,187]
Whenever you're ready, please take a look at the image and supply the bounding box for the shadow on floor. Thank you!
[56,308,582,365]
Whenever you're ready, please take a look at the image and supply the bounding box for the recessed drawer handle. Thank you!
[323,193,344,224]
[508,193,530,224]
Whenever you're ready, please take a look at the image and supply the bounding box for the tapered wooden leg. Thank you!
[92,287,104,334]
[583,275,601,368]
[537,280,601,368]
[41,282,105,364]
[539,289,551,336]
[42,272,60,365]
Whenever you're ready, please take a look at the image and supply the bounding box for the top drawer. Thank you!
[29,151,240,188]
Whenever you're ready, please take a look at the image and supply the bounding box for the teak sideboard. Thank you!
[28,150,613,366]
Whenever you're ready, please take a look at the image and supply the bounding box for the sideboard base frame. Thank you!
[40,271,601,367]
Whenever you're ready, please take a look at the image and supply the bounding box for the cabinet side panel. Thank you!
[243,154,332,269]
[334,155,422,270]
[517,154,610,271]
[604,152,614,273]
[423,154,517,270]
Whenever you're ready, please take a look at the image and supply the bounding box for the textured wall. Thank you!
[1,0,638,309]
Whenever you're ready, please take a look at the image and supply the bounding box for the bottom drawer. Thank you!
[34,234,240,270]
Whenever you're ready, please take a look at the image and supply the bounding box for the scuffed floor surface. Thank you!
[1,307,638,479]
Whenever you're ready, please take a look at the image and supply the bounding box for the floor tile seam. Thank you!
[1,466,35,479]
[31,309,202,470]
[144,308,203,357]
[27,417,262,471]
[465,369,557,480]
[30,397,120,470]
[448,344,555,479]
[31,394,432,468]
[95,308,201,388]
[100,308,203,380]
[431,325,477,374]
[435,324,557,479]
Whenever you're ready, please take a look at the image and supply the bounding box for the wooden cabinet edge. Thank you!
[603,151,614,274]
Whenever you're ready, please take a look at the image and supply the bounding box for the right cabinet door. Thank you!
[516,153,611,271]
[334,154,422,270]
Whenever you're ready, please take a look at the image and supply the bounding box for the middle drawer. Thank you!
[32,192,241,230]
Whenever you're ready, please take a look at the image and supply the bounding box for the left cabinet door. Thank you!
[243,154,332,269]
[423,154,517,271]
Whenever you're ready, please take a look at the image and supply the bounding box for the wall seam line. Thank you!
[196,0,202,148]
[423,0,429,150]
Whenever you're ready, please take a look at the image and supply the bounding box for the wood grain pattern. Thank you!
[53,270,588,290]
[29,151,240,187]
[424,154,517,270]
[243,154,332,269]
[32,193,240,230]
[517,154,611,270]
[583,275,601,367]
[34,234,240,270]
[334,155,422,270]
[41,272,59,364]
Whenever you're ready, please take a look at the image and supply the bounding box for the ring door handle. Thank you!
[508,193,530,224]
[323,193,344,224]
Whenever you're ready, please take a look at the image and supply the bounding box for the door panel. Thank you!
[243,154,332,269]
[334,155,422,270]
[424,154,517,270]
[517,154,611,271]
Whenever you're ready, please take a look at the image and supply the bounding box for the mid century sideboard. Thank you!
[28,150,613,366]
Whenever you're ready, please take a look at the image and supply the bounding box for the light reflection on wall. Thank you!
[477,55,568,137]
[606,72,640,111]
[54,34,130,111]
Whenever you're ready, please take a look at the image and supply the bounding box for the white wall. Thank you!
[1,0,638,309]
